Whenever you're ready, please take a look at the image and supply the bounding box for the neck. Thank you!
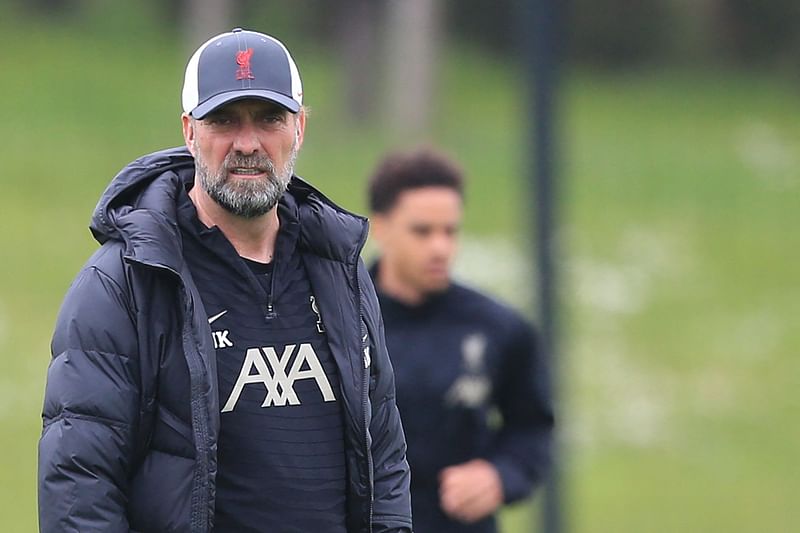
[189,184,279,263]
[377,261,428,306]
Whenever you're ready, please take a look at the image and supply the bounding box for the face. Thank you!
[182,98,306,218]
[372,187,463,296]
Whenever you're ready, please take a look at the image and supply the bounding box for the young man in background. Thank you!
[368,147,553,533]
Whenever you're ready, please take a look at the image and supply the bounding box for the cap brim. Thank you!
[190,89,301,118]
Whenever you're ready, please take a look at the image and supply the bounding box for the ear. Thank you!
[181,113,196,155]
[294,108,307,147]
[370,214,388,245]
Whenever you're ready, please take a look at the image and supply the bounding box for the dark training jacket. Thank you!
[373,266,554,533]
[38,147,412,533]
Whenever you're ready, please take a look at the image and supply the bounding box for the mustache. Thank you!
[222,153,277,173]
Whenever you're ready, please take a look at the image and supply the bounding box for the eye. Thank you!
[410,225,433,237]
[204,114,234,126]
[259,112,286,124]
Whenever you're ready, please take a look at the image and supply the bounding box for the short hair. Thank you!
[368,147,465,214]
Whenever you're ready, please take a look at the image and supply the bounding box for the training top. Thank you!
[178,187,347,533]
[372,263,554,533]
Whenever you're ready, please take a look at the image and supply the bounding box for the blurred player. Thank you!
[368,147,554,533]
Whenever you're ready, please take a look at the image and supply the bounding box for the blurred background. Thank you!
[1,0,797,531]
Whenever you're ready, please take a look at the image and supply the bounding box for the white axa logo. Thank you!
[221,343,335,412]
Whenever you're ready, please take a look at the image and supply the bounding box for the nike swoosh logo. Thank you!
[208,310,227,325]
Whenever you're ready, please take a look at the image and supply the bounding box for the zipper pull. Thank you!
[265,303,277,321]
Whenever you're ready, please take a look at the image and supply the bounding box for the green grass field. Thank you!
[1,7,798,532]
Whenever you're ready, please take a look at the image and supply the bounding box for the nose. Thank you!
[430,231,455,259]
[232,122,260,155]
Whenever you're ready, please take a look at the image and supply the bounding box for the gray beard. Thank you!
[194,141,298,219]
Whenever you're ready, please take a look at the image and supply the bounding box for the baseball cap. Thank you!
[181,28,303,119]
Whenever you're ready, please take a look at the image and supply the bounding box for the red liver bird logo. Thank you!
[236,48,255,80]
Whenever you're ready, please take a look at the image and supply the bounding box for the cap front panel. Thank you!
[196,32,293,109]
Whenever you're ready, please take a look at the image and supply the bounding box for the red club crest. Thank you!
[235,48,255,80]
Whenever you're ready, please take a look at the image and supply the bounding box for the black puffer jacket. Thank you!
[38,147,412,533]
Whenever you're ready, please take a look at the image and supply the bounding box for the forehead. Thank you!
[389,186,463,220]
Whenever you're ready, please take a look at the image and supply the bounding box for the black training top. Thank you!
[178,188,347,533]
[372,263,554,533]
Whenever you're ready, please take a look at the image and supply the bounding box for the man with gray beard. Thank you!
[38,28,412,533]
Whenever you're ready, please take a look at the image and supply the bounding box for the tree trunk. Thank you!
[182,0,234,52]
[383,0,443,138]
[338,0,380,123]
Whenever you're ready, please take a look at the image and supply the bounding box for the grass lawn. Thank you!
[1,6,797,532]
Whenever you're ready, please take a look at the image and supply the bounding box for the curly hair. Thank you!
[367,147,465,214]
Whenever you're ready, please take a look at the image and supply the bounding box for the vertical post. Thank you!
[519,0,564,532]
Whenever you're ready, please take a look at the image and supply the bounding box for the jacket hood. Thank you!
[91,146,194,246]
[287,176,369,266]
[90,146,369,271]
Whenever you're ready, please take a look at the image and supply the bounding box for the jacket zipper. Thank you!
[265,249,278,321]
[126,258,212,532]
[356,269,374,533]
[181,284,212,532]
